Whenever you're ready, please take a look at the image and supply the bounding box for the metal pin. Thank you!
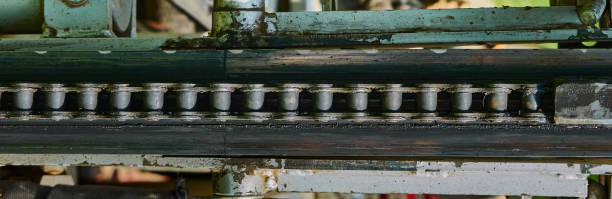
[416,84,441,113]
[42,84,67,111]
[110,84,132,111]
[347,84,370,112]
[519,84,546,122]
[12,83,38,111]
[143,83,167,111]
[521,84,539,113]
[210,84,234,112]
[243,84,265,111]
[311,84,334,112]
[278,84,301,112]
[486,84,512,113]
[76,84,103,111]
[381,84,403,112]
[449,84,473,113]
[175,84,198,111]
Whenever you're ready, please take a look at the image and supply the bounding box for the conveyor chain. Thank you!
[0,83,548,123]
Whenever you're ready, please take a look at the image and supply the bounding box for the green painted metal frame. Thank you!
[268,6,584,35]
[2,0,611,47]
[1,28,611,50]
[1,0,136,38]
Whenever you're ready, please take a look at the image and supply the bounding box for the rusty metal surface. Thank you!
[0,124,610,157]
[268,7,584,35]
[555,83,611,125]
[1,49,610,83]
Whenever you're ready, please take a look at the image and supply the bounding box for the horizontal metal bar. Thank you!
[0,49,611,83]
[0,125,611,157]
[268,7,584,35]
[0,38,171,51]
[1,29,611,50]
[3,154,612,173]
[276,169,587,197]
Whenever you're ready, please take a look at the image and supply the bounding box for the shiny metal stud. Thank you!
[76,84,103,112]
[310,84,334,112]
[143,83,168,111]
[42,84,68,111]
[278,84,301,112]
[242,84,265,111]
[380,84,403,112]
[210,84,235,112]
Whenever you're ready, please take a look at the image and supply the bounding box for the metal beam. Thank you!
[268,6,584,35]
[0,124,610,157]
[1,28,611,49]
[275,169,587,197]
[3,155,612,173]
[0,49,611,83]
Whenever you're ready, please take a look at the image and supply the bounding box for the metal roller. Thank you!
[210,84,235,112]
[486,84,512,113]
[143,83,167,111]
[76,84,103,112]
[346,84,370,112]
[416,84,441,113]
[242,84,266,111]
[449,84,474,113]
[175,84,198,111]
[42,84,67,111]
[310,84,334,112]
[520,84,546,122]
[278,84,301,112]
[109,84,133,112]
[521,85,539,113]
[12,83,38,111]
[380,84,403,112]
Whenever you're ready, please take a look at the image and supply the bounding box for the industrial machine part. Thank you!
[1,0,612,198]
[0,0,136,37]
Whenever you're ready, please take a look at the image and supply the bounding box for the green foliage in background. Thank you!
[491,0,549,7]
[492,0,558,49]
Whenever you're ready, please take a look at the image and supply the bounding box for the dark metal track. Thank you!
[0,49,611,83]
[0,123,609,158]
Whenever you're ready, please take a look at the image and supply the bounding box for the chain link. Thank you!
[0,83,547,123]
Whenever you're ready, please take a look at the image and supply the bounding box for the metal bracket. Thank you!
[42,0,135,38]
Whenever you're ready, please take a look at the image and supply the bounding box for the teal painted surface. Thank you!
[383,29,612,45]
[43,0,113,38]
[0,0,43,34]
[270,6,583,35]
[0,38,170,51]
[1,29,610,50]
